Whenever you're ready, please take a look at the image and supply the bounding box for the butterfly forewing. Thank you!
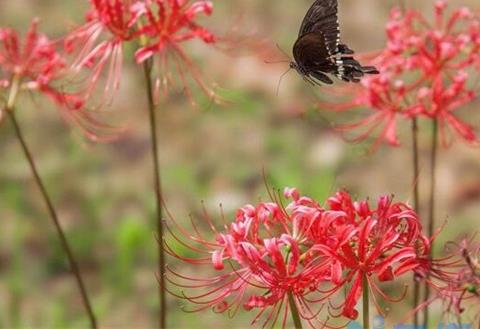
[298,0,339,55]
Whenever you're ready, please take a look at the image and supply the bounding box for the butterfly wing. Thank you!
[293,0,379,84]
[298,0,339,55]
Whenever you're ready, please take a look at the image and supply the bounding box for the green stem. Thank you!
[142,60,166,329]
[288,292,303,329]
[7,110,97,329]
[423,118,438,329]
[411,117,421,329]
[363,275,370,329]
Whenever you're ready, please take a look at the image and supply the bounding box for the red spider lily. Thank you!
[65,0,144,99]
[165,187,448,326]
[134,0,218,103]
[322,1,480,148]
[0,19,110,140]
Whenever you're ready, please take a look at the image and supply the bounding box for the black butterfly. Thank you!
[291,0,379,85]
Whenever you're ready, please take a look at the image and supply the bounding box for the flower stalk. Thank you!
[363,275,370,329]
[142,59,167,329]
[6,109,97,329]
[288,292,303,329]
[6,74,21,109]
[411,117,421,329]
[423,118,439,329]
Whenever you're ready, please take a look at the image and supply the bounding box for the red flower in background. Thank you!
[0,19,108,139]
[134,0,217,103]
[65,0,144,99]
[323,1,480,148]
[66,0,218,105]
[426,237,480,320]
[166,187,443,325]
[135,0,215,63]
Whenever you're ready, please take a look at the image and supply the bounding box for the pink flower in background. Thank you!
[0,19,108,139]
[135,0,216,63]
[166,187,442,325]
[135,0,218,102]
[65,0,144,98]
[323,1,480,148]
[428,237,480,319]
[66,0,219,105]
[329,72,406,148]
[0,20,76,104]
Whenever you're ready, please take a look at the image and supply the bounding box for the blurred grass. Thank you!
[1,0,480,328]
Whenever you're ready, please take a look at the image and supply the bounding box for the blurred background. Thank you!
[1,0,480,328]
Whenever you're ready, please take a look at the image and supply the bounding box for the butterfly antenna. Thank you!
[276,67,292,96]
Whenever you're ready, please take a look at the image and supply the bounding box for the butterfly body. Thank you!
[292,0,379,85]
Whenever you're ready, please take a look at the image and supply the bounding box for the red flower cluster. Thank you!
[324,1,480,148]
[66,0,217,103]
[0,19,101,137]
[134,0,216,63]
[167,188,445,327]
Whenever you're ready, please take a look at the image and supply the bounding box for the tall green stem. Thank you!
[411,117,421,329]
[7,110,97,328]
[423,118,438,329]
[142,60,166,328]
[363,275,370,329]
[288,292,303,329]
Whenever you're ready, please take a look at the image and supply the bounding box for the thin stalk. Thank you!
[363,275,370,329]
[142,59,166,329]
[411,117,421,329]
[423,118,438,329]
[287,292,303,329]
[7,110,97,329]
[413,281,421,329]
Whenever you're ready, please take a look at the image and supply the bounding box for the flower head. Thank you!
[135,0,215,63]
[323,2,480,148]
[0,19,108,139]
[65,0,145,99]
[135,0,218,103]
